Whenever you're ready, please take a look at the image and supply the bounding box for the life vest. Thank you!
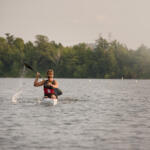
[44,80,55,96]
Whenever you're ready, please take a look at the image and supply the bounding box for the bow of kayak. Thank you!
[41,98,58,106]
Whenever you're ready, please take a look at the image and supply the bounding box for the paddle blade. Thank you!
[54,88,63,96]
[24,63,34,72]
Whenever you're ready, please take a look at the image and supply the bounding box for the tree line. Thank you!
[0,33,150,78]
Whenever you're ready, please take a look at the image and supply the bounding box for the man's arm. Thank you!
[34,72,45,87]
[48,80,58,88]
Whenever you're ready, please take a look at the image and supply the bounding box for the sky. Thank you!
[0,0,150,49]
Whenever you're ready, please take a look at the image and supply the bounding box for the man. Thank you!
[34,69,58,99]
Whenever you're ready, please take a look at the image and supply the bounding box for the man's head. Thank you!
[47,69,54,79]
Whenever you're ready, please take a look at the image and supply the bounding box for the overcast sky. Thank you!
[0,0,150,49]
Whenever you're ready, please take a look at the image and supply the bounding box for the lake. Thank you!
[0,78,150,150]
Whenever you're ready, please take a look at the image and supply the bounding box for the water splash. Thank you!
[11,66,26,104]
[12,89,22,104]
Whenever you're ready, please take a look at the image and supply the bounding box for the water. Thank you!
[0,78,150,150]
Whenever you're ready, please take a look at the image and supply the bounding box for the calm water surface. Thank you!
[0,78,150,150]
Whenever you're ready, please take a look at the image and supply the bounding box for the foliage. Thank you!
[0,34,150,78]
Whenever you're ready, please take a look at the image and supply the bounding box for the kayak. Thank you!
[41,98,58,106]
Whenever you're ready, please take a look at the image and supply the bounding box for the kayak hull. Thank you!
[42,98,58,106]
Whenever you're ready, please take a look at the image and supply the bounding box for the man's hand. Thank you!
[47,82,53,86]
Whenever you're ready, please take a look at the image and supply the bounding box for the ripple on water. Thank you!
[0,79,150,150]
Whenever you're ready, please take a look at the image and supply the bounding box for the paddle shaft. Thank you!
[24,62,41,77]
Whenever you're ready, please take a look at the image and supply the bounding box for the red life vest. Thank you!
[44,80,55,96]
[44,88,55,95]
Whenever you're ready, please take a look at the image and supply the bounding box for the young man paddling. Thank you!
[34,69,58,99]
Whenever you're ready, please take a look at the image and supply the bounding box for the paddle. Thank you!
[24,62,42,78]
